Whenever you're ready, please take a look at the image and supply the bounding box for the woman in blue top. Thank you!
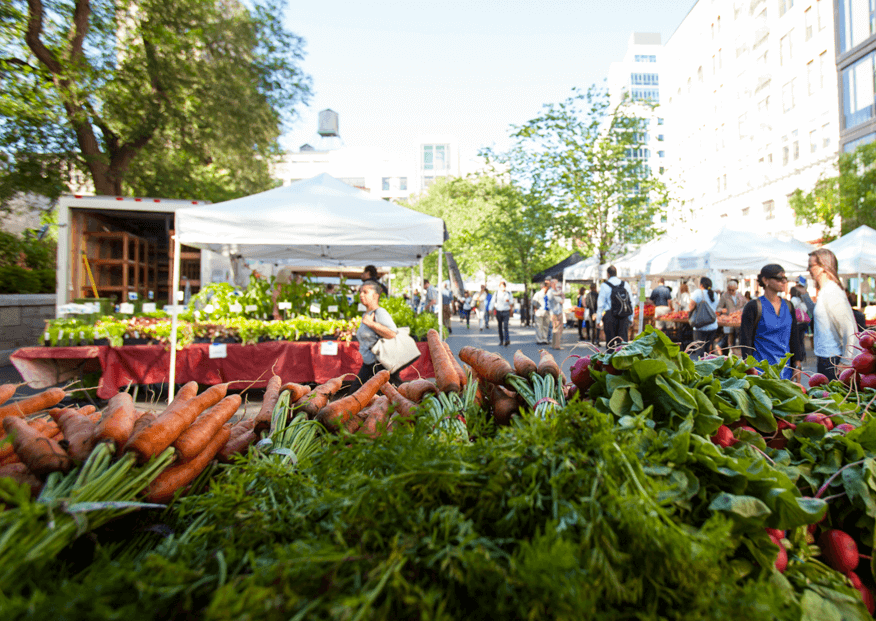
[688,276,719,358]
[738,264,801,379]
[351,281,400,391]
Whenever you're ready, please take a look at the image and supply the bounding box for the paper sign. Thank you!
[119,303,135,314]
[309,303,320,314]
[320,341,338,356]
[204,304,214,314]
[176,291,185,301]
[194,311,201,320]
[245,304,258,312]
[229,303,243,313]
[328,305,339,313]
[278,302,292,310]
[142,303,156,313]
[357,303,367,312]
[58,330,65,340]
[208,343,227,359]
[163,304,185,314]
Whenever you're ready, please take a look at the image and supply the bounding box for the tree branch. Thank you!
[24,0,62,74]
[69,0,91,60]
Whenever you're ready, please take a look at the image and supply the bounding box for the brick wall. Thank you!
[0,294,56,365]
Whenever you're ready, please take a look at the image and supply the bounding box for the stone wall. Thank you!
[0,294,56,365]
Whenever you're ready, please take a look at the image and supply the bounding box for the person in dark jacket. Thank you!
[738,264,801,380]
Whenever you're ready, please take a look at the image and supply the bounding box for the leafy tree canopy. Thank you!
[0,0,311,204]
[484,86,669,265]
[790,141,876,241]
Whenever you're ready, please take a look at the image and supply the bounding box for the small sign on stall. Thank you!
[328,305,339,313]
[119,303,135,314]
[142,303,157,313]
[320,341,338,356]
[278,302,292,310]
[309,303,321,314]
[229,303,243,313]
[208,343,227,359]
[245,305,258,313]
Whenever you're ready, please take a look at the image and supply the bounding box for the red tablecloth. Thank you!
[11,341,434,399]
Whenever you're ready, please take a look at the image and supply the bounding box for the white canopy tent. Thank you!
[822,225,876,306]
[562,256,601,282]
[168,173,447,398]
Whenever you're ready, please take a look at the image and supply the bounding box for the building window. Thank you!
[634,54,657,62]
[399,177,407,191]
[738,112,749,138]
[782,79,796,112]
[657,134,664,141]
[659,166,665,174]
[717,177,722,192]
[381,177,390,191]
[842,51,876,129]
[823,122,831,148]
[718,48,723,68]
[698,66,704,81]
[422,176,435,189]
[793,130,800,160]
[723,174,727,190]
[817,0,827,30]
[764,200,776,219]
[779,0,794,17]
[658,150,665,157]
[631,73,659,85]
[758,96,770,115]
[742,207,750,216]
[807,60,816,95]
[422,144,448,171]
[804,6,813,40]
[782,133,790,164]
[657,117,664,125]
[838,0,876,54]
[631,88,659,102]
[780,31,793,65]
[819,51,828,89]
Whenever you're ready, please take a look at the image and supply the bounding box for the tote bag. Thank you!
[371,327,421,374]
[689,295,717,329]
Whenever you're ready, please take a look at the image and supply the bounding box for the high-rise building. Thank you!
[836,0,876,152]
[662,0,837,240]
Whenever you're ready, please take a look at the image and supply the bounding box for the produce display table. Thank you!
[11,341,434,399]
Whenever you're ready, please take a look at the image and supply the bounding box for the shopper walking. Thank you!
[585,283,599,342]
[808,249,858,381]
[597,266,633,346]
[715,279,744,355]
[688,277,719,358]
[489,281,514,347]
[549,278,565,350]
[576,286,586,341]
[441,281,453,334]
[462,292,473,329]
[531,279,552,345]
[475,285,488,331]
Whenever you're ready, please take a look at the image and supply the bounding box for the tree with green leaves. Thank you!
[399,175,565,297]
[485,86,668,266]
[0,0,310,204]
[790,141,876,241]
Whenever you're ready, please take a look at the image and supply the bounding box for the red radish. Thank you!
[848,572,876,614]
[804,413,834,430]
[767,436,788,450]
[711,425,737,447]
[765,528,785,540]
[809,373,830,387]
[860,374,876,390]
[835,423,856,434]
[774,543,788,573]
[737,425,757,435]
[570,356,595,392]
[604,363,621,375]
[852,352,876,375]
[859,332,876,351]
[776,419,797,431]
[745,367,759,376]
[819,529,859,574]
[840,368,857,386]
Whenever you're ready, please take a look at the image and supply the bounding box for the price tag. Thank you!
[278,302,292,310]
[204,304,214,314]
[309,303,320,314]
[134,331,140,339]
[44,332,50,341]
[176,290,185,301]
[79,331,85,341]
[245,304,258,312]
[194,311,201,320]
[229,303,243,313]
[328,305,339,313]
[320,341,338,356]
[357,303,367,312]
[208,343,227,359]
[119,303,135,314]
[58,330,65,341]
[142,303,156,313]
[163,304,184,314]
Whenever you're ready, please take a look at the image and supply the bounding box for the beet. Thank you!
[852,352,876,375]
[860,373,876,391]
[765,528,785,540]
[804,413,834,430]
[840,368,857,386]
[834,423,856,434]
[570,356,594,392]
[808,373,829,388]
[820,529,859,574]
[710,425,736,448]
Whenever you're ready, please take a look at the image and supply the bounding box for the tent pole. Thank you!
[438,247,444,338]
[419,257,424,295]
[858,273,862,308]
[168,233,182,403]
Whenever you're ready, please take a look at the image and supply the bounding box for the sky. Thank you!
[281,0,696,165]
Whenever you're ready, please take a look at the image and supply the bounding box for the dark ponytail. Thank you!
[700,277,714,303]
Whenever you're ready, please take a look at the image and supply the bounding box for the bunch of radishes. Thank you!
[832,331,876,391]
[818,528,875,613]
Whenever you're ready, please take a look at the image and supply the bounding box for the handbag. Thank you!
[371,327,421,374]
[689,293,717,329]
[795,307,811,324]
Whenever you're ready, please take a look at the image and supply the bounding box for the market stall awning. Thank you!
[532,252,582,283]
[562,256,601,282]
[176,173,446,267]
[821,225,876,276]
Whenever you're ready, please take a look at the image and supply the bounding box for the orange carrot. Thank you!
[513,350,538,378]
[0,387,66,421]
[491,385,519,426]
[0,452,21,466]
[143,426,231,504]
[458,346,513,387]
[358,398,391,438]
[280,382,311,403]
[94,392,139,453]
[297,376,344,419]
[397,379,438,402]
[316,370,390,433]
[441,340,467,389]
[343,396,384,433]
[379,381,418,423]
[0,463,43,496]
[536,349,561,379]
[427,329,461,393]
[56,408,97,461]
[2,416,72,476]
[122,411,156,454]
[0,384,16,407]
[173,394,242,461]
[254,375,283,432]
[217,419,257,462]
[125,383,227,463]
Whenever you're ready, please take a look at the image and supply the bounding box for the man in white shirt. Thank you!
[549,278,565,350]
[531,279,552,345]
[596,265,633,346]
[488,280,514,346]
[423,279,439,314]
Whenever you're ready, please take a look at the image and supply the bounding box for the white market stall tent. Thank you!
[167,173,447,397]
[821,225,876,276]
[562,256,601,282]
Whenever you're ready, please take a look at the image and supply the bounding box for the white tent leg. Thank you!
[858,273,862,308]
[438,247,444,338]
[419,257,424,295]
[168,234,182,403]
